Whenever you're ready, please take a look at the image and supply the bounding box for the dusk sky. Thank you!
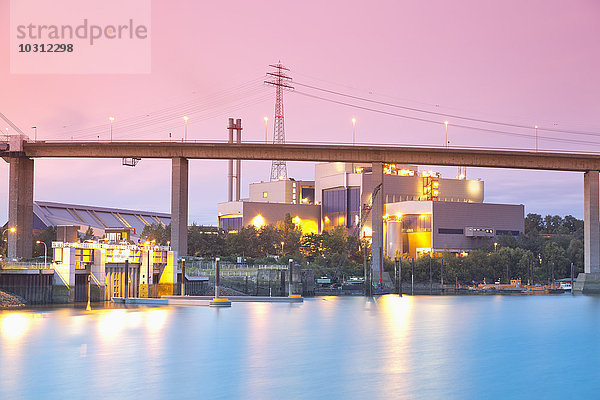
[1,0,599,224]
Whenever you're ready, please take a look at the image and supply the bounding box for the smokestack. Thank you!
[228,118,234,202]
[235,119,242,201]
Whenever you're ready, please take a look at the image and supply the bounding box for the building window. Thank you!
[402,215,431,232]
[263,192,268,198]
[496,230,520,236]
[300,187,315,204]
[323,187,360,229]
[438,228,464,234]
[219,216,242,231]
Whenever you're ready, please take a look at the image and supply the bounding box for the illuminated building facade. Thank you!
[218,200,320,234]
[218,162,523,258]
[384,201,524,258]
[315,162,484,235]
[52,227,175,302]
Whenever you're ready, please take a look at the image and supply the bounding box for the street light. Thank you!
[494,242,498,252]
[36,240,47,269]
[444,120,449,148]
[352,117,356,145]
[109,117,115,141]
[264,117,269,143]
[281,241,284,255]
[183,116,189,141]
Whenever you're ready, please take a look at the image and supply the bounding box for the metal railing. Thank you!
[0,261,54,270]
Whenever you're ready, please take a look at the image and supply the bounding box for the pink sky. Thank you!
[1,0,599,224]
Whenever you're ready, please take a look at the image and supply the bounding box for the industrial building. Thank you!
[51,226,175,302]
[384,201,524,258]
[218,162,524,258]
[32,201,171,241]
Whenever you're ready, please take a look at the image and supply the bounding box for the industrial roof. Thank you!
[33,201,171,240]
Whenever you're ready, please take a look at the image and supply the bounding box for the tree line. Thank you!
[11,212,584,283]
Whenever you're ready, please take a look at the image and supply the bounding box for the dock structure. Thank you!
[3,136,600,293]
[112,295,303,307]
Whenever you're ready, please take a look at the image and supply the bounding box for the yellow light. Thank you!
[145,241,150,245]
[36,240,41,244]
[252,214,265,228]
[9,227,16,233]
[264,116,268,122]
[0,313,32,341]
[352,117,356,125]
[292,216,301,225]
[383,214,388,220]
[324,216,330,222]
[444,120,449,127]
[396,213,402,219]
[420,214,427,219]
[109,116,115,121]
[183,116,189,121]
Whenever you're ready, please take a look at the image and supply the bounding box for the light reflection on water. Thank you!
[1,295,600,399]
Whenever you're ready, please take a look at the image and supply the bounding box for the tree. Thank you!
[300,233,321,262]
[541,241,569,280]
[567,238,583,274]
[277,214,302,256]
[525,213,543,234]
[257,225,281,257]
[141,223,170,245]
[188,224,225,257]
[32,226,57,258]
[83,226,95,241]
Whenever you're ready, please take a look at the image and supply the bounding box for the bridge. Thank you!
[3,137,600,293]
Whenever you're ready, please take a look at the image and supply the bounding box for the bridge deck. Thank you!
[5,141,600,171]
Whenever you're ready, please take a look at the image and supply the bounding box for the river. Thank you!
[1,294,599,399]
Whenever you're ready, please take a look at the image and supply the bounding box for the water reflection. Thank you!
[1,296,599,399]
[0,312,32,341]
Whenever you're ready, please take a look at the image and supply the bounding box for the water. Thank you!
[1,295,599,400]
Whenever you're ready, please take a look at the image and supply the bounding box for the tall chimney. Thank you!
[235,119,242,201]
[227,118,234,202]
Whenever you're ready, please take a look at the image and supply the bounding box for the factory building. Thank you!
[384,201,524,258]
[32,201,170,241]
[51,226,175,302]
[218,178,320,233]
[218,162,524,258]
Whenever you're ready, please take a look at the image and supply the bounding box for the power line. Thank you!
[293,81,600,138]
[291,90,600,148]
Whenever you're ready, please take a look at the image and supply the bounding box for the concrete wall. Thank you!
[53,247,74,303]
[248,179,314,204]
[218,201,321,233]
[431,202,524,252]
[249,180,293,203]
[384,201,524,257]
[243,202,321,233]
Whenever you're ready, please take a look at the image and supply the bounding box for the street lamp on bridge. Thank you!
[109,116,115,142]
[183,116,189,141]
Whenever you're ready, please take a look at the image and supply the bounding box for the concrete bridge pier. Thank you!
[8,157,34,259]
[171,157,188,260]
[371,162,384,286]
[574,170,600,293]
